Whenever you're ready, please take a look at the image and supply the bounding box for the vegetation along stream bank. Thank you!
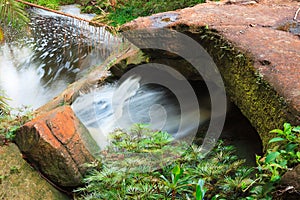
[0,0,299,199]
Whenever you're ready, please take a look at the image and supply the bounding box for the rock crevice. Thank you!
[15,106,96,187]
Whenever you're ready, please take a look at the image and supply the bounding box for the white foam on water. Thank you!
[72,76,211,149]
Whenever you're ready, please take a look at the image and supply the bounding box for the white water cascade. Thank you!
[0,5,121,110]
[71,76,212,148]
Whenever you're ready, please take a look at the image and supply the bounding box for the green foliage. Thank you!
[260,123,299,170]
[27,0,77,10]
[0,0,29,28]
[0,91,10,116]
[75,123,300,199]
[97,124,186,174]
[160,165,192,198]
[268,122,300,166]
[27,0,60,10]
[0,95,33,143]
[106,6,139,27]
[75,125,260,200]
[247,123,300,199]
[80,0,219,27]
[59,0,76,5]
[195,179,206,200]
[0,0,29,43]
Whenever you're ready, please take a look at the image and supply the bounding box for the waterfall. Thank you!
[0,5,121,109]
[72,76,212,148]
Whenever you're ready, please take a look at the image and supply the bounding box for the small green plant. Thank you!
[160,165,192,199]
[248,123,300,199]
[27,0,60,10]
[268,123,300,166]
[195,179,206,200]
[0,0,29,28]
[0,101,33,143]
[75,125,258,199]
[256,123,299,181]
[0,0,29,43]
[5,125,19,141]
[9,166,20,174]
[75,123,300,199]
[0,92,10,116]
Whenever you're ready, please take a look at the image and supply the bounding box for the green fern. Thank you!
[0,0,29,28]
[0,91,10,116]
[75,126,261,199]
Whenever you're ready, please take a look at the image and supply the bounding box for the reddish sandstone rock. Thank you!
[14,43,146,188]
[121,0,300,148]
[15,106,99,187]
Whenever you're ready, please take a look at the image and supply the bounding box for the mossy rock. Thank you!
[0,144,69,200]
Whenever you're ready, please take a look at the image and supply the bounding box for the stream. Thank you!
[0,5,119,110]
[0,5,262,165]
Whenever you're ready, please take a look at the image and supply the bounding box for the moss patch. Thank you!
[0,144,69,199]
[171,25,290,150]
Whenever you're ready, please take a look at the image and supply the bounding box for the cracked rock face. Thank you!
[15,106,98,187]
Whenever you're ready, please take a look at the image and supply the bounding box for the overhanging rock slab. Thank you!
[121,0,300,147]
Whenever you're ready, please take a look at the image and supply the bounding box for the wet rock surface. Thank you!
[36,44,145,115]
[15,106,98,187]
[0,144,69,199]
[9,44,146,189]
[279,164,300,199]
[121,0,300,147]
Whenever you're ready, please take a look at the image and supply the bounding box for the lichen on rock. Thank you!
[0,144,69,199]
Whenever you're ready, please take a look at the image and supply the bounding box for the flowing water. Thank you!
[0,5,262,165]
[71,77,262,166]
[0,5,120,110]
[71,76,212,148]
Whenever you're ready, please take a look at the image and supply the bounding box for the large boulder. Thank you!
[0,144,69,199]
[12,43,146,188]
[15,106,99,187]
